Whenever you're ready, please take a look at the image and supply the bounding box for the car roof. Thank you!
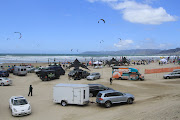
[99,90,119,94]
[173,69,180,71]
[11,96,25,100]
[88,84,105,86]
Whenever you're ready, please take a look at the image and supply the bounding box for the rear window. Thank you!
[97,93,102,97]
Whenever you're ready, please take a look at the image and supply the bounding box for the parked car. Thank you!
[163,72,180,79]
[68,69,90,80]
[35,67,49,76]
[48,66,65,75]
[88,84,113,97]
[0,77,12,86]
[13,66,27,76]
[39,70,60,81]
[0,70,9,77]
[9,96,31,116]
[173,69,180,72]
[96,90,134,108]
[87,72,101,80]
[7,66,14,73]
[26,66,35,73]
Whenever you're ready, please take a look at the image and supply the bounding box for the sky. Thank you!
[0,0,180,54]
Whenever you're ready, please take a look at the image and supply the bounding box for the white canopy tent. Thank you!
[93,61,103,65]
[160,58,167,63]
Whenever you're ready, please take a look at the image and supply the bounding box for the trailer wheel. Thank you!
[61,101,67,106]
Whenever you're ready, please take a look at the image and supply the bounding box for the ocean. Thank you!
[0,54,171,64]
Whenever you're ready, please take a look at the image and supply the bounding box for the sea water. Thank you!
[0,54,172,63]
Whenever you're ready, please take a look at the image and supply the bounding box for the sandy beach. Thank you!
[1,62,180,120]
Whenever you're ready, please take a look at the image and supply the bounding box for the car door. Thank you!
[9,99,13,109]
[174,73,180,78]
[109,92,125,103]
[106,93,118,103]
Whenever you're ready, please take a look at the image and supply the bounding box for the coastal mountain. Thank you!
[81,48,180,56]
[158,48,180,55]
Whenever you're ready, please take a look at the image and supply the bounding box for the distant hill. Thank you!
[157,48,180,55]
[81,48,180,56]
[81,49,162,56]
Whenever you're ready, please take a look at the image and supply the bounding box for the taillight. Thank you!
[45,76,47,78]
[7,81,9,82]
[99,98,103,100]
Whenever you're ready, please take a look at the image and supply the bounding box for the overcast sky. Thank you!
[0,0,179,54]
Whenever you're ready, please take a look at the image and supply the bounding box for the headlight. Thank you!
[28,106,31,110]
[13,108,17,112]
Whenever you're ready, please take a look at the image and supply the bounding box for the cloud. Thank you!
[114,38,173,50]
[88,0,177,24]
[114,39,134,49]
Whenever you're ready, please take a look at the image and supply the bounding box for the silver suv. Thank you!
[96,90,134,108]
[87,72,101,80]
[163,72,180,79]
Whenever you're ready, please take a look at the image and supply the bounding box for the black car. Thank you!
[68,69,90,80]
[88,84,114,97]
[0,70,9,77]
[39,70,60,81]
[7,66,14,73]
[48,66,65,75]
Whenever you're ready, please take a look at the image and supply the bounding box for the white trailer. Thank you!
[53,83,89,106]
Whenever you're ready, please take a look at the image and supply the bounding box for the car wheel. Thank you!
[61,101,67,106]
[166,76,170,79]
[1,83,4,86]
[105,101,112,108]
[127,98,133,104]
[93,78,95,80]
[89,93,93,97]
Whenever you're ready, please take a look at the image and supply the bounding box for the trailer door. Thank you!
[73,88,81,104]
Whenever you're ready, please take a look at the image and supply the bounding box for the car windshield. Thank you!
[13,99,28,105]
[90,73,96,76]
[3,77,9,80]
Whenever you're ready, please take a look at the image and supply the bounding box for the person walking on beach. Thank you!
[28,85,33,96]
[110,77,113,85]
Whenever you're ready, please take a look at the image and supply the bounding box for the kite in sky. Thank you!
[14,32,22,39]
[98,19,105,23]
[100,40,104,43]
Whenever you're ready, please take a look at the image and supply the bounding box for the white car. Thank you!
[0,77,12,86]
[9,96,31,116]
[26,66,35,73]
[87,72,101,80]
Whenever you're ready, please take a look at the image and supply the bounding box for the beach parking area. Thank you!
[1,62,180,120]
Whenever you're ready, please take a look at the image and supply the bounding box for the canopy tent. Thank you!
[160,58,167,63]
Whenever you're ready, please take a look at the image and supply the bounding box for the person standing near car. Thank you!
[28,85,33,96]
[110,77,113,85]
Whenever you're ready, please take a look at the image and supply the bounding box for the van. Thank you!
[112,66,144,81]
[53,83,89,106]
[13,66,27,76]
